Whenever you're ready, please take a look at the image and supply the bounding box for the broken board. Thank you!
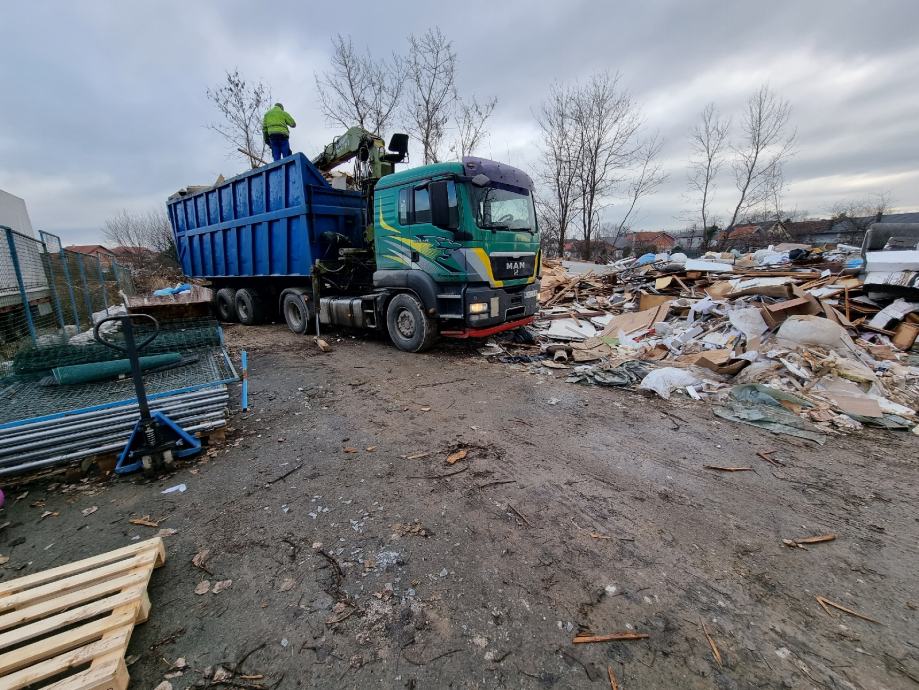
[0,537,166,689]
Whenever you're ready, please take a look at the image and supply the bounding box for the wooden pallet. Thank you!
[0,538,166,690]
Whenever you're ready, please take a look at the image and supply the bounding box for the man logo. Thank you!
[506,260,525,275]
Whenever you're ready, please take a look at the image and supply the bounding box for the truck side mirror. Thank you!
[429,181,457,230]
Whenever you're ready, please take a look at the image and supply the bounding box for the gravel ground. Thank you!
[1,323,917,689]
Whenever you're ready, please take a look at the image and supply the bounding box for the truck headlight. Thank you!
[468,302,488,314]
[524,288,538,300]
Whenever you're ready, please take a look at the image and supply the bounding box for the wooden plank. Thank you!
[0,572,148,633]
[0,587,143,650]
[0,628,129,690]
[0,609,135,675]
[43,655,126,690]
[0,552,158,613]
[0,538,164,598]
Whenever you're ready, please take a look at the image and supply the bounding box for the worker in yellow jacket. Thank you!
[263,103,297,161]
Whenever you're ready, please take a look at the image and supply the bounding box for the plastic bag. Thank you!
[638,367,701,399]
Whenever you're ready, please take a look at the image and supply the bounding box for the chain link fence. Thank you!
[0,226,136,362]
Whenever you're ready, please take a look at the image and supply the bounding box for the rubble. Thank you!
[494,251,919,439]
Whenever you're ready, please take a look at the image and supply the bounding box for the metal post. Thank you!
[40,239,66,330]
[121,318,152,422]
[3,227,37,345]
[96,256,109,310]
[76,254,94,321]
[59,247,81,331]
[241,350,249,411]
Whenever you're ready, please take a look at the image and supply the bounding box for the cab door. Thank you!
[399,181,465,282]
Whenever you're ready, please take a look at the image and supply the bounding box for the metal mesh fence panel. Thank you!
[0,228,138,363]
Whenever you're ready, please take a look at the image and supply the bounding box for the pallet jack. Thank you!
[94,313,202,476]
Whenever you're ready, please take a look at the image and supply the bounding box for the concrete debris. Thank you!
[493,253,918,441]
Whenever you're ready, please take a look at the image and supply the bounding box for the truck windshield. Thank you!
[470,183,536,232]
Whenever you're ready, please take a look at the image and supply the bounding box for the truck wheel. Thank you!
[386,293,438,352]
[235,288,264,325]
[282,292,312,334]
[215,288,237,322]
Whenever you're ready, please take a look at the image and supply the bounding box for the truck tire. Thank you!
[386,293,438,353]
[282,292,311,334]
[235,288,264,325]
[215,288,237,322]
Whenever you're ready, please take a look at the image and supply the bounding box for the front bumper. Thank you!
[462,281,540,329]
[441,315,535,339]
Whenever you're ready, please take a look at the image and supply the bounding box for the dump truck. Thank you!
[167,128,541,351]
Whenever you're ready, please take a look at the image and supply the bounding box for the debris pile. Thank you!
[495,249,919,440]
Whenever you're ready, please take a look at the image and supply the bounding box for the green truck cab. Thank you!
[371,156,541,349]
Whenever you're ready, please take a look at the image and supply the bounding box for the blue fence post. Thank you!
[95,256,109,310]
[76,254,94,320]
[40,238,66,330]
[59,246,81,331]
[3,226,38,345]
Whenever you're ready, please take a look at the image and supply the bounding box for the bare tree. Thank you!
[608,134,668,245]
[687,103,729,236]
[452,95,497,158]
[315,34,406,138]
[535,83,583,257]
[103,210,172,253]
[829,192,892,221]
[207,69,272,168]
[572,71,642,260]
[405,28,457,164]
[727,85,795,230]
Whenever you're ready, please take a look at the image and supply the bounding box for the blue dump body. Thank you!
[167,154,366,279]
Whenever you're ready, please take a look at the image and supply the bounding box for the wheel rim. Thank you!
[286,301,303,330]
[395,308,416,339]
[238,301,249,320]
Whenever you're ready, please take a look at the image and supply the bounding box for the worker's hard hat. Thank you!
[274,102,284,109]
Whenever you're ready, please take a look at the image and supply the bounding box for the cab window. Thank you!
[398,189,410,225]
[401,181,457,225]
[414,188,431,224]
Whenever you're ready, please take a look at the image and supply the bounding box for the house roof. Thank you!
[625,231,674,243]
[66,244,115,256]
[783,219,833,237]
[726,224,762,239]
[878,212,919,224]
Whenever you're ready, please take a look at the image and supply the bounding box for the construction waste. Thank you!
[489,245,919,442]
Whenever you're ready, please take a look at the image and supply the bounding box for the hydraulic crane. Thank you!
[311,126,409,189]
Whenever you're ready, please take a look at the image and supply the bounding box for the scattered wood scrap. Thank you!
[607,664,619,690]
[703,465,754,472]
[815,595,881,624]
[573,632,649,644]
[783,534,836,549]
[700,620,723,667]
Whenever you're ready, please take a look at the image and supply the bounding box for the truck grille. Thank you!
[492,255,535,280]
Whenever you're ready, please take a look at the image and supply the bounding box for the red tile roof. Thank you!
[65,244,115,256]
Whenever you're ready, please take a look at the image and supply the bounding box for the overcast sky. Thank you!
[1,1,918,245]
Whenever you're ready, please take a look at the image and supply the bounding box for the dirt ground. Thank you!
[2,323,918,689]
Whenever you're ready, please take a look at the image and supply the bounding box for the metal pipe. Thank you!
[0,420,226,477]
[0,387,228,433]
[0,391,229,445]
[0,404,228,457]
[0,411,227,466]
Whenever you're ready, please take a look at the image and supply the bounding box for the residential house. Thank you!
[623,231,676,253]
[719,222,788,251]
[111,245,156,269]
[65,244,117,268]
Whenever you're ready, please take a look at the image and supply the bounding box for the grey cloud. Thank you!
[1,1,917,241]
